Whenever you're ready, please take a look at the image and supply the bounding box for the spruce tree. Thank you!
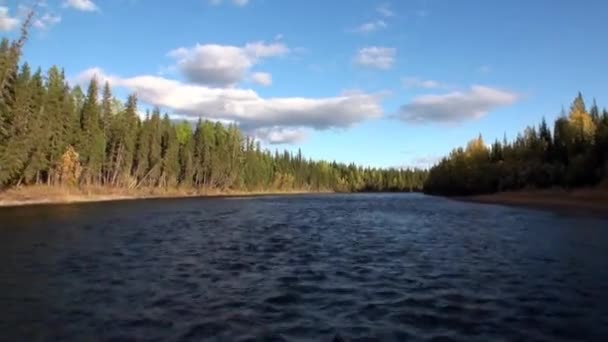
[176,121,194,187]
[134,112,151,186]
[160,114,180,188]
[0,63,31,185]
[79,77,105,185]
[45,66,69,184]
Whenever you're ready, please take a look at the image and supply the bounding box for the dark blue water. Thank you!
[1,194,608,341]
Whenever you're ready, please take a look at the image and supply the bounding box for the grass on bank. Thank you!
[0,185,326,207]
[464,184,608,216]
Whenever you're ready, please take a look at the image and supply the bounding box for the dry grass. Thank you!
[464,187,608,216]
[0,185,327,207]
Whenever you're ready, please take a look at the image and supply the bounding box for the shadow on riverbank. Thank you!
[458,188,608,218]
[0,185,330,208]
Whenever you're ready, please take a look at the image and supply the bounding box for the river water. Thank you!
[1,194,607,341]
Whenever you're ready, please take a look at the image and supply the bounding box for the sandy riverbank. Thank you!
[462,188,608,217]
[0,186,327,208]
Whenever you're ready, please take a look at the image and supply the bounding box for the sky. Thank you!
[1,0,607,168]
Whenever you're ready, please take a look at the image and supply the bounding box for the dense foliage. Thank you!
[0,28,426,193]
[424,94,608,196]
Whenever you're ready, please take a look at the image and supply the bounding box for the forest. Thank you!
[0,22,427,195]
[424,94,608,196]
[6,15,605,200]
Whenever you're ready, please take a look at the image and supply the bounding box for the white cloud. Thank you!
[33,13,61,30]
[397,155,441,169]
[409,156,441,168]
[243,41,288,58]
[354,47,396,70]
[63,0,98,12]
[398,86,518,123]
[350,20,387,34]
[0,6,19,31]
[74,68,383,142]
[253,127,308,144]
[402,77,445,90]
[376,3,394,17]
[250,72,272,86]
[168,42,288,87]
[209,0,250,6]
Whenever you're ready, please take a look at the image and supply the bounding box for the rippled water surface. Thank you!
[1,194,608,341]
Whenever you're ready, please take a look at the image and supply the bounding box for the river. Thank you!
[1,194,607,341]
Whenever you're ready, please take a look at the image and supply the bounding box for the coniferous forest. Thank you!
[3,18,606,200]
[0,24,427,195]
[424,94,608,196]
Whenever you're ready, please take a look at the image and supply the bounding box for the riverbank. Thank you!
[462,188,608,217]
[0,186,327,208]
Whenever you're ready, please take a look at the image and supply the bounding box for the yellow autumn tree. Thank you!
[465,134,489,159]
[568,93,596,142]
[57,146,82,186]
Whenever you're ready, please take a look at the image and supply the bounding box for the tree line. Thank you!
[424,93,608,196]
[0,27,427,194]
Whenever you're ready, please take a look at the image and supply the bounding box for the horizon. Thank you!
[1,0,607,168]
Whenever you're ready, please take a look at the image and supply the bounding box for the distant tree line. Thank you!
[0,27,427,194]
[424,93,608,196]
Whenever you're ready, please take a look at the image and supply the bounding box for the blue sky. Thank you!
[1,0,607,168]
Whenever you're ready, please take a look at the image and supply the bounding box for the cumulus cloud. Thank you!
[354,47,396,70]
[250,72,272,86]
[0,6,19,31]
[350,20,387,34]
[402,77,445,90]
[253,127,308,144]
[63,0,98,11]
[33,13,61,30]
[398,86,518,123]
[376,3,394,17]
[74,68,383,142]
[168,42,288,87]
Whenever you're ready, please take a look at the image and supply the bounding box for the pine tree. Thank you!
[19,68,48,185]
[0,11,34,144]
[590,99,600,123]
[176,121,194,187]
[79,77,105,184]
[133,112,151,186]
[145,108,163,186]
[160,114,180,188]
[100,81,113,183]
[0,38,14,145]
[45,66,70,184]
[101,81,113,133]
[0,63,32,185]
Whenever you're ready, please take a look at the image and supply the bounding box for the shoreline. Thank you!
[0,186,331,208]
[459,188,608,217]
